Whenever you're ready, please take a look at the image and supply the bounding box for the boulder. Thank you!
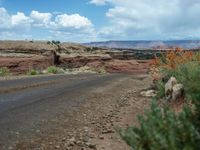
[140,90,157,97]
[165,77,177,96]
[172,84,184,100]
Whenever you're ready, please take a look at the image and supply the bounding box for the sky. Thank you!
[0,0,200,42]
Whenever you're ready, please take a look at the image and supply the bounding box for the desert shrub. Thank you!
[47,66,61,74]
[0,67,10,76]
[47,41,51,45]
[52,40,60,45]
[150,48,195,81]
[120,101,200,150]
[84,47,97,52]
[65,50,70,54]
[27,69,39,76]
[154,48,194,70]
[92,47,98,51]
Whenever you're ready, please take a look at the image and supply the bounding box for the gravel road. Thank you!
[0,73,151,150]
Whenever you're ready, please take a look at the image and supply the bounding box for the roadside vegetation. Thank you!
[0,65,106,77]
[47,66,63,74]
[120,48,200,150]
[0,67,10,76]
[84,47,98,53]
[27,69,39,76]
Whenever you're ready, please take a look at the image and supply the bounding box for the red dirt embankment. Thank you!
[87,59,151,74]
[0,55,152,75]
[0,56,52,75]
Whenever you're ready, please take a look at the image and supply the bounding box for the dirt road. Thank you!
[0,73,151,150]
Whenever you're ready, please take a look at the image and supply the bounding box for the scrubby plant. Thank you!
[152,48,194,70]
[120,101,200,150]
[0,67,10,76]
[27,69,39,76]
[47,41,51,45]
[52,40,61,45]
[150,48,195,81]
[84,47,93,52]
[47,66,61,74]
[84,47,98,53]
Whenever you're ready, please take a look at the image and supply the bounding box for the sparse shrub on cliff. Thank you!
[47,40,61,45]
[52,40,61,45]
[0,67,10,76]
[47,41,51,45]
[84,47,98,53]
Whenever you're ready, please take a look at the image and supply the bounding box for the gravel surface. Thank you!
[0,73,152,150]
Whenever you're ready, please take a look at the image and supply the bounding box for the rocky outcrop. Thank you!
[172,84,184,101]
[165,77,178,96]
[0,41,153,75]
[164,77,184,101]
[59,56,111,68]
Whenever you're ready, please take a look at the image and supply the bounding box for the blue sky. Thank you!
[0,0,200,42]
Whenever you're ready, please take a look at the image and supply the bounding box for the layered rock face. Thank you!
[0,56,52,75]
[0,41,152,75]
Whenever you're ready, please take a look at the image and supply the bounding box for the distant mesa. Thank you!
[83,40,200,50]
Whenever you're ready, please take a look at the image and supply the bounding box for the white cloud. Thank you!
[30,10,53,27]
[0,7,11,29]
[91,0,200,40]
[89,0,108,5]
[0,7,94,41]
[55,13,92,29]
[11,12,32,26]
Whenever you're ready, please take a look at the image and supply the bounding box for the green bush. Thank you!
[27,69,39,75]
[0,67,10,76]
[47,66,60,74]
[120,101,200,150]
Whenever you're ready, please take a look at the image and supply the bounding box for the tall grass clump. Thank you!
[0,67,10,76]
